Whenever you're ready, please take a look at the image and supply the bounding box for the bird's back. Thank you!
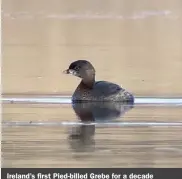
[72,81,134,102]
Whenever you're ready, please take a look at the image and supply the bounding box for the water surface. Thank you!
[2,96,182,167]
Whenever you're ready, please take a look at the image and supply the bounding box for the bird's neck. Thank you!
[81,75,95,88]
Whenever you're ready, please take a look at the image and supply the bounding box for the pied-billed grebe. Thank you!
[63,60,134,102]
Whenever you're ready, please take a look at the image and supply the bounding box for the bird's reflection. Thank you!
[68,102,134,152]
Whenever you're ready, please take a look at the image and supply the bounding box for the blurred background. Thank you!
[2,0,182,168]
[2,0,182,96]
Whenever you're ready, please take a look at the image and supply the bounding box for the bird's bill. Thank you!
[63,69,76,75]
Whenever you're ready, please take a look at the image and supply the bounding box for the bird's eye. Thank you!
[74,66,79,71]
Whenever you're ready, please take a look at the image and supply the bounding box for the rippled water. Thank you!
[2,96,182,167]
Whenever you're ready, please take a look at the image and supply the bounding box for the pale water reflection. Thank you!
[2,95,182,105]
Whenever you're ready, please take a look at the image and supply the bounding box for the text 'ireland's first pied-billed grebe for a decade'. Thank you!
[63,60,134,102]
